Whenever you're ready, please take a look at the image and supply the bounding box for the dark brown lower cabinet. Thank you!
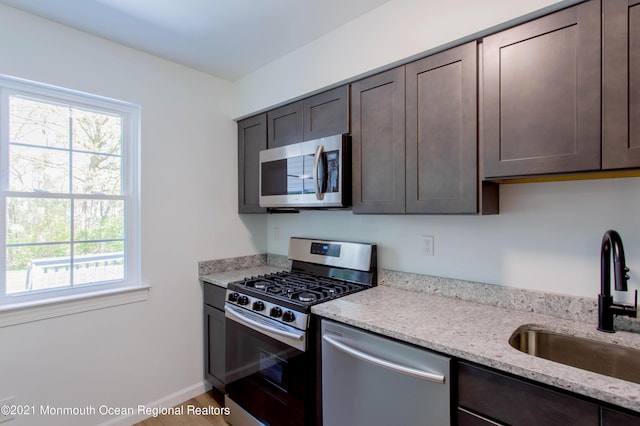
[457,362,599,426]
[203,283,226,392]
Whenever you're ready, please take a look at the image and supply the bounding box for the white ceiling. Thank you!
[0,0,391,81]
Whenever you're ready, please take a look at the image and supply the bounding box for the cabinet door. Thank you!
[351,67,406,214]
[406,42,478,213]
[238,114,267,213]
[603,0,640,169]
[204,305,225,392]
[267,101,303,148]
[303,85,350,141]
[483,0,601,178]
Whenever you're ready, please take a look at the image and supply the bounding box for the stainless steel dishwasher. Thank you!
[321,319,451,426]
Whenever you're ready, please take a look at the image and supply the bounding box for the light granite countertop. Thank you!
[312,285,640,413]
[200,266,285,288]
[197,255,640,413]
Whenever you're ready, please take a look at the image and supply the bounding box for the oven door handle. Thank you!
[225,305,304,341]
[322,334,446,384]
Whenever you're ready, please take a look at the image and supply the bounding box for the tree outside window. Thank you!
[1,76,140,302]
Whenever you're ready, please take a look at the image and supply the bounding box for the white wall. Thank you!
[265,179,640,300]
[0,4,266,425]
[233,0,640,301]
[233,0,578,118]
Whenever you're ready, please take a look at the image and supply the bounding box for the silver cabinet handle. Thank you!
[322,334,446,384]
[314,144,325,200]
[225,305,304,341]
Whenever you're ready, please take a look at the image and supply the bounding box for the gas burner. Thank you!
[254,281,268,290]
[297,292,317,303]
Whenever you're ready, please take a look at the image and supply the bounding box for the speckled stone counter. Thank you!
[200,266,285,288]
[198,254,290,288]
[312,285,640,413]
[197,256,640,412]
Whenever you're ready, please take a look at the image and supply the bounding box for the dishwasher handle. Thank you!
[322,334,446,384]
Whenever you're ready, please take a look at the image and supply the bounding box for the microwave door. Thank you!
[259,134,347,208]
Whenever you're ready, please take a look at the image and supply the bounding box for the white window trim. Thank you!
[0,74,146,324]
[0,285,150,327]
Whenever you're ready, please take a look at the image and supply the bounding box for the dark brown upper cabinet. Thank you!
[406,42,479,214]
[482,0,601,179]
[352,45,498,215]
[351,67,406,214]
[237,114,267,213]
[267,102,303,149]
[267,85,350,148]
[303,85,350,141]
[603,0,640,169]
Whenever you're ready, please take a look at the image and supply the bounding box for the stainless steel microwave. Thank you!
[259,134,351,209]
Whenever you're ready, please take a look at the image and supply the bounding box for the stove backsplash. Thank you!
[198,253,291,276]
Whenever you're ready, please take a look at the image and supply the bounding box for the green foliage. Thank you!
[7,97,125,274]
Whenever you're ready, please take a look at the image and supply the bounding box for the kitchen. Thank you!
[0,0,639,425]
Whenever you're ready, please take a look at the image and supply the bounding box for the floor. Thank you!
[134,389,228,426]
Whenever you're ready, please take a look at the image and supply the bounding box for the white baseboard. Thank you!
[98,380,211,426]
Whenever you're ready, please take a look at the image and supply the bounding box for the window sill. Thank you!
[0,285,150,328]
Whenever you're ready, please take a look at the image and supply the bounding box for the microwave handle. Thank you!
[314,145,325,200]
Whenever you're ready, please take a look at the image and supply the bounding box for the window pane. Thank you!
[9,145,70,193]
[9,96,69,148]
[72,109,122,155]
[7,197,71,245]
[73,241,124,285]
[7,244,71,294]
[74,199,124,241]
[72,152,122,195]
[2,77,139,302]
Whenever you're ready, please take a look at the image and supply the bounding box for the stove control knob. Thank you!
[227,292,239,302]
[237,295,249,306]
[252,301,265,311]
[270,307,283,318]
[282,311,296,323]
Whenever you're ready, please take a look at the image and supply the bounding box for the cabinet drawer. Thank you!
[457,362,599,426]
[457,408,504,426]
[203,283,226,310]
[602,407,640,426]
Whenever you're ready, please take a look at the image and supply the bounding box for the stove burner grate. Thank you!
[238,271,366,306]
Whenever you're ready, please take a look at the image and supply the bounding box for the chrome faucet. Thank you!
[598,230,637,332]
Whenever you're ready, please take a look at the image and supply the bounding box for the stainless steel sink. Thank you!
[509,326,640,384]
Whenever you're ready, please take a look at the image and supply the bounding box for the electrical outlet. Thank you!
[0,396,15,424]
[273,226,280,241]
[421,235,434,257]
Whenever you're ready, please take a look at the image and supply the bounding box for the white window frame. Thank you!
[0,75,146,326]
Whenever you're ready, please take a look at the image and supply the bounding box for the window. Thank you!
[0,75,140,308]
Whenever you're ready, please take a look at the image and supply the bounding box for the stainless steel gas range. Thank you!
[224,237,377,426]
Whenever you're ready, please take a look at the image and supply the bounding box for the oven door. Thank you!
[259,134,349,208]
[225,304,311,426]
